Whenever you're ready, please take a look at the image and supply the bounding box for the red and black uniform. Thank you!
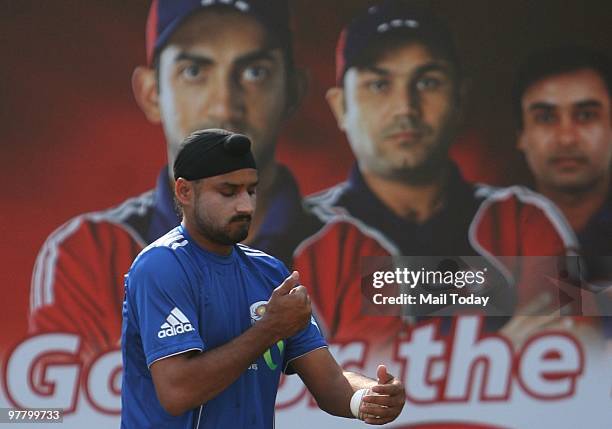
[293,164,581,349]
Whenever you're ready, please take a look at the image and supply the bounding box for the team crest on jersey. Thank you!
[250,300,268,324]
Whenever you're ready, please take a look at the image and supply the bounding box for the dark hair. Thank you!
[513,46,612,129]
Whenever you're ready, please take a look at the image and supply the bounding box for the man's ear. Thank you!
[132,65,161,123]
[284,68,308,118]
[325,86,347,131]
[174,178,193,206]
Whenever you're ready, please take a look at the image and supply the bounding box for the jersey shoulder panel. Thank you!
[130,227,190,270]
[30,190,155,313]
[469,185,578,256]
[303,181,351,221]
[299,181,399,255]
[84,189,156,245]
[294,211,399,261]
[236,243,288,278]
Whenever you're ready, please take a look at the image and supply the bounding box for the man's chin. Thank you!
[552,181,597,195]
[380,156,448,183]
[548,173,599,194]
[229,225,250,244]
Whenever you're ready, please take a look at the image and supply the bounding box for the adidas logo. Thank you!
[157,307,195,338]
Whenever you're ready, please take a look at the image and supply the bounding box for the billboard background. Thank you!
[1,0,611,427]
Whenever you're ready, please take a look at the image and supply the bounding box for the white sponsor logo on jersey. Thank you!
[157,307,194,338]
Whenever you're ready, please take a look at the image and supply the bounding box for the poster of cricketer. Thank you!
[1,0,611,428]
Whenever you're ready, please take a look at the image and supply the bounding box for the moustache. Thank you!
[381,117,432,139]
[230,215,252,223]
[548,153,589,164]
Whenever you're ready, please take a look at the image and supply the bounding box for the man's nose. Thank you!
[235,190,255,215]
[206,75,245,124]
[556,115,579,147]
[391,82,421,118]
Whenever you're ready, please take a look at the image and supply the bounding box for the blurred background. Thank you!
[1,0,611,416]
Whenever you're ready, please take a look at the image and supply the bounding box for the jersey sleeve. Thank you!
[257,254,328,374]
[126,247,204,367]
[29,217,142,363]
[267,259,327,374]
[471,188,601,319]
[282,315,327,375]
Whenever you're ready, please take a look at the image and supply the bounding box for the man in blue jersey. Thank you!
[121,129,406,428]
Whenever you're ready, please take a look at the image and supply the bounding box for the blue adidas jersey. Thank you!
[121,225,327,429]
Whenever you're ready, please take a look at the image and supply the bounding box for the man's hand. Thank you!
[259,271,312,341]
[359,365,406,425]
[501,293,578,347]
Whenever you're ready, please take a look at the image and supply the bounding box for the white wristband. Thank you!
[350,388,368,419]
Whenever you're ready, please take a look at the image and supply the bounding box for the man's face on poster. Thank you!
[155,9,291,172]
[328,41,459,181]
[518,68,612,194]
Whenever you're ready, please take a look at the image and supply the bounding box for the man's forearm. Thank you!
[294,349,406,423]
[325,371,378,417]
[152,322,278,415]
[344,371,378,391]
[292,348,379,418]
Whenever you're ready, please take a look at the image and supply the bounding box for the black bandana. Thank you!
[173,129,257,180]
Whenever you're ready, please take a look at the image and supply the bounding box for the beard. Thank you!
[373,114,456,184]
[542,153,602,194]
[546,170,604,195]
[193,195,251,246]
[387,147,451,184]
